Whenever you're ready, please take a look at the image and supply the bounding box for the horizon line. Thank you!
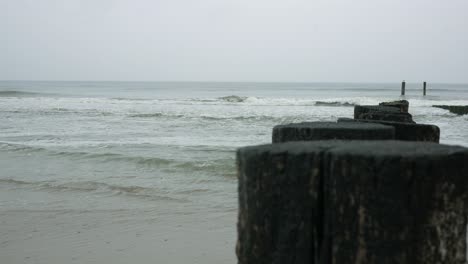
[1,80,467,85]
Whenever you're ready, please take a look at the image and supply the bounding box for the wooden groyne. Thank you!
[237,99,466,263]
[349,101,439,142]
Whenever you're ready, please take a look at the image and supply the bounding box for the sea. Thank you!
[1,81,468,263]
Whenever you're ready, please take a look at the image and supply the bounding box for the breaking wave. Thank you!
[0,178,186,202]
[129,113,165,118]
[0,143,236,176]
[128,112,296,123]
[218,95,248,102]
[314,101,356,107]
[0,90,52,97]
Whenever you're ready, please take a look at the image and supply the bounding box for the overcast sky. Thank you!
[1,0,467,82]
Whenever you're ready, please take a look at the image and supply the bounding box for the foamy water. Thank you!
[1,81,467,263]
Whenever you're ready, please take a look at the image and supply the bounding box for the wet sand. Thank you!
[1,209,236,264]
[0,185,237,264]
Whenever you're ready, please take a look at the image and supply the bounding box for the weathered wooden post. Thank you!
[272,122,395,143]
[337,118,440,143]
[433,105,468,115]
[378,100,409,113]
[401,80,406,96]
[324,141,468,263]
[237,141,340,264]
[423,81,427,96]
[237,141,468,264]
[354,105,414,123]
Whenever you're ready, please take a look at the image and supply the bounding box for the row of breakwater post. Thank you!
[236,100,466,263]
[401,81,428,96]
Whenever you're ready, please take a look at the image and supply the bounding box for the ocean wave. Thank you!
[128,112,284,122]
[0,178,186,202]
[111,97,152,101]
[129,113,164,118]
[314,101,356,107]
[197,114,283,122]
[128,113,184,119]
[0,179,31,185]
[2,92,468,108]
[218,95,248,102]
[0,90,51,97]
[0,107,115,117]
[0,142,236,176]
[215,95,360,106]
[0,142,46,153]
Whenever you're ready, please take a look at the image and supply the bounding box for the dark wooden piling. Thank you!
[325,141,468,263]
[433,105,468,115]
[272,122,395,143]
[237,142,332,264]
[401,81,406,96]
[423,81,427,96]
[337,118,440,142]
[378,100,409,113]
[237,141,468,264]
[354,105,415,123]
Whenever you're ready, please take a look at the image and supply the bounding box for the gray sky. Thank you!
[1,0,467,82]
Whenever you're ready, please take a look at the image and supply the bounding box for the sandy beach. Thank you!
[1,193,236,264]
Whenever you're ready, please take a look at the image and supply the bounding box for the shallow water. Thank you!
[1,81,467,263]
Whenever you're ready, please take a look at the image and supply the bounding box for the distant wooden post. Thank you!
[401,81,406,96]
[423,81,427,96]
